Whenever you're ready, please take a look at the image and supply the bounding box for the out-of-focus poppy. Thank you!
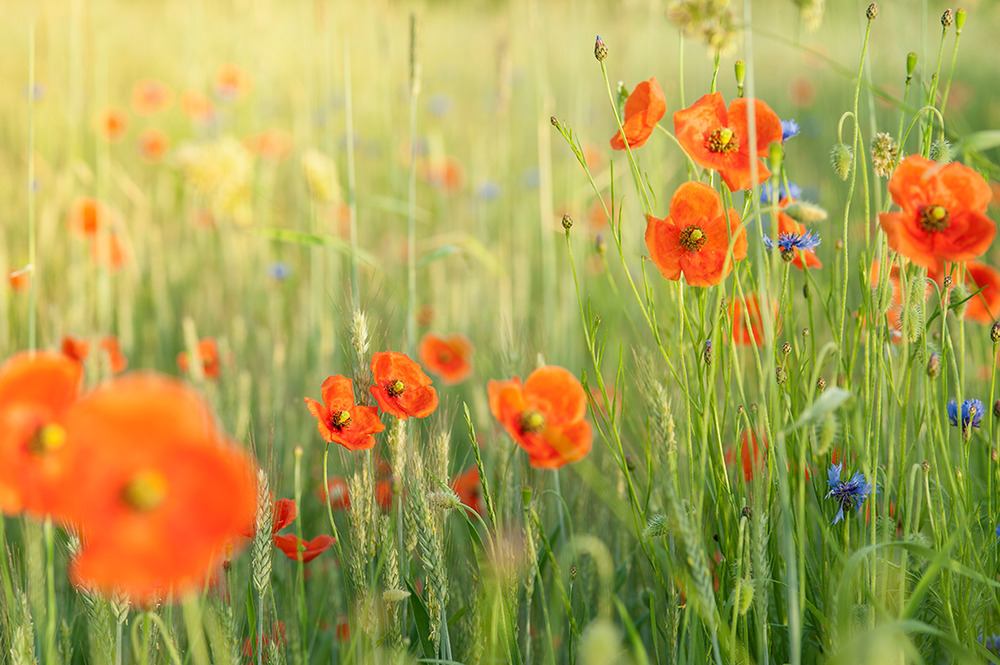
[94,108,129,142]
[959,261,1000,324]
[241,621,286,659]
[244,129,293,161]
[67,197,116,239]
[130,79,173,115]
[100,336,128,374]
[180,90,215,123]
[273,534,335,563]
[177,338,221,379]
[610,77,666,151]
[305,375,385,451]
[318,477,351,511]
[213,63,251,102]
[138,128,170,163]
[725,431,766,482]
[91,233,127,272]
[730,295,766,347]
[420,156,465,193]
[418,332,474,385]
[9,269,30,292]
[61,336,90,364]
[369,352,438,420]
[450,466,483,515]
[488,366,592,469]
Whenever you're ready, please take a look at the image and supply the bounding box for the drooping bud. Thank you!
[929,139,952,163]
[866,3,878,21]
[871,132,899,178]
[941,9,953,28]
[783,201,828,223]
[594,36,608,62]
[832,144,852,180]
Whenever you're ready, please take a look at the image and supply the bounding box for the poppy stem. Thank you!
[406,12,421,354]
[27,20,37,352]
[43,516,57,665]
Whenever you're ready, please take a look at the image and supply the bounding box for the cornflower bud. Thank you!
[562,213,574,231]
[817,377,827,392]
[776,365,787,385]
[991,321,1000,344]
[921,459,931,473]
[926,352,940,378]
[802,327,810,337]
[594,36,608,62]
[941,9,953,27]
[866,3,878,20]
[703,340,713,365]
[782,342,792,356]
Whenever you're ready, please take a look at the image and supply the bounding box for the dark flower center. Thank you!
[920,204,950,232]
[519,410,546,434]
[438,350,453,364]
[28,423,66,455]
[122,470,168,512]
[706,127,739,154]
[331,410,352,430]
[387,380,406,397]
[678,226,708,252]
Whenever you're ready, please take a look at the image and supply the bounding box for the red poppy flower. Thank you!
[450,466,483,515]
[961,262,1000,324]
[130,79,174,115]
[730,295,765,346]
[242,621,286,658]
[418,332,474,385]
[244,129,293,161]
[375,477,395,512]
[318,476,351,511]
[138,128,169,163]
[673,92,782,192]
[610,77,666,151]
[273,534,335,563]
[9,269,30,292]
[58,375,258,603]
[775,197,822,270]
[62,336,90,364]
[488,366,592,469]
[180,90,215,123]
[305,375,385,450]
[177,338,220,379]
[240,495,296,539]
[91,234,127,272]
[369,352,439,420]
[645,181,748,287]
[336,618,350,641]
[67,197,116,239]
[214,63,252,101]
[94,108,129,142]
[420,156,465,193]
[878,155,996,268]
[0,352,83,515]
[724,431,766,482]
[100,336,128,374]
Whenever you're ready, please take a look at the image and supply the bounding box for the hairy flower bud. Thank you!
[929,139,952,163]
[832,144,852,180]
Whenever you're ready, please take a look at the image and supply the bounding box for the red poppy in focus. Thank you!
[450,466,483,515]
[645,181,748,287]
[730,295,766,347]
[305,375,385,451]
[725,431,766,482]
[610,77,666,151]
[318,476,351,511]
[99,336,128,374]
[180,90,215,123]
[488,366,592,469]
[130,79,174,115]
[273,534,335,563]
[213,63,251,101]
[673,92,782,191]
[94,108,129,142]
[62,336,90,364]
[878,155,995,268]
[59,375,258,603]
[418,332,474,385]
[0,352,82,515]
[67,197,116,239]
[138,128,169,163]
[177,338,221,379]
[775,197,822,270]
[369,352,439,420]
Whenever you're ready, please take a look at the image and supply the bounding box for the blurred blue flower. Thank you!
[763,230,821,253]
[477,180,501,201]
[759,181,803,205]
[522,167,540,189]
[825,462,874,525]
[428,93,453,117]
[948,398,984,431]
[982,633,1000,656]
[269,261,292,282]
[25,83,45,101]
[781,119,800,142]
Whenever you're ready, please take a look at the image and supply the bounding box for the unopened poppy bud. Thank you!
[817,377,827,392]
[521,485,532,508]
[783,201,828,223]
[775,365,787,385]
[594,36,608,62]
[906,52,917,81]
[941,9,953,27]
[831,144,852,180]
[921,459,931,473]
[595,233,607,256]
[625,454,636,471]
[950,283,969,318]
[926,352,940,378]
[562,213,574,231]
[955,8,966,33]
[992,321,1000,343]
[782,342,791,356]
[871,132,899,178]
[734,60,746,90]
[866,3,878,20]
[929,139,952,163]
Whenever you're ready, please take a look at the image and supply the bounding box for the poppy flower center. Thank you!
[679,226,708,252]
[919,204,950,232]
[519,410,546,434]
[122,470,169,512]
[387,380,406,397]
[28,423,66,455]
[706,127,738,154]
[331,410,352,430]
[438,350,453,364]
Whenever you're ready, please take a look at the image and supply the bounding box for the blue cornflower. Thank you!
[759,181,803,205]
[762,230,822,253]
[781,119,800,142]
[981,633,1000,656]
[268,261,292,282]
[477,180,501,201]
[947,398,984,431]
[825,462,875,525]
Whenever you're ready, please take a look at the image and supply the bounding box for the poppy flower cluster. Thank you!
[0,351,258,603]
[488,366,592,469]
[306,351,438,452]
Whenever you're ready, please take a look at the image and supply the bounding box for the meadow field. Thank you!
[3,0,1000,663]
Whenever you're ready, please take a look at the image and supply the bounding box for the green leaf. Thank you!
[253,228,378,267]
[405,578,436,660]
[417,245,462,269]
[788,387,853,432]
[954,130,1000,154]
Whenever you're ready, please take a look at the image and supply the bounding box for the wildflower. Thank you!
[67,197,116,239]
[91,234,127,272]
[450,466,484,515]
[476,180,501,201]
[9,268,30,292]
[645,181,748,287]
[213,63,251,102]
[244,129,293,161]
[59,375,258,603]
[130,79,173,115]
[418,332,474,385]
[272,534,335,563]
[180,90,215,123]
[825,462,874,525]
[666,0,738,56]
[241,495,296,539]
[138,128,170,163]
[369,352,439,420]
[878,155,995,269]
[61,336,90,364]
[945,261,1000,325]
[488,365,592,469]
[0,352,83,515]
[767,202,823,269]
[268,261,292,282]
[318,477,351,511]
[94,108,128,142]
[305,375,385,451]
[610,78,666,151]
[177,338,221,379]
[241,621,286,659]
[730,295,766,346]
[725,431,766,482]
[948,398,984,432]
[763,230,821,263]
[100,336,128,374]
[673,91,782,191]
[420,155,465,193]
[781,119,800,142]
[870,132,899,178]
[594,35,608,62]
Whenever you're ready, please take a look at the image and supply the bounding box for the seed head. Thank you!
[802,327,810,338]
[594,36,608,62]
[921,459,931,473]
[866,3,878,21]
[941,9,953,27]
[703,340,713,365]
[831,144,853,180]
[871,132,899,178]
